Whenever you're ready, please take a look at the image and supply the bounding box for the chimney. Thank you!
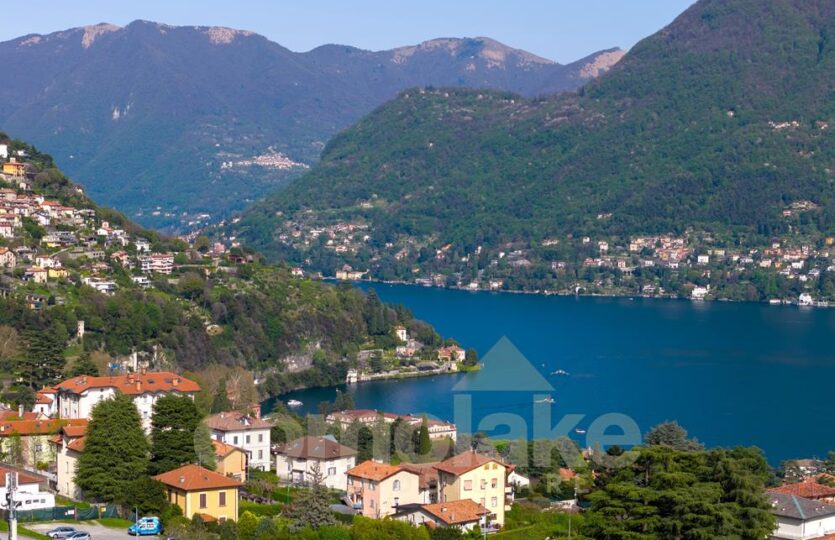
[249,403,260,419]
[172,377,179,387]
[141,367,147,375]
[179,476,185,484]
[136,381,141,392]
[18,404,24,418]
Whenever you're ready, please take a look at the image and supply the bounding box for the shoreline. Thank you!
[326,277,833,309]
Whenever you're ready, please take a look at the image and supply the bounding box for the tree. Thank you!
[645,420,704,451]
[4,432,23,466]
[416,417,432,457]
[193,422,217,470]
[149,395,214,475]
[211,379,232,413]
[68,351,99,377]
[17,326,66,388]
[333,389,354,411]
[127,476,169,515]
[286,461,336,529]
[76,394,149,503]
[464,348,478,367]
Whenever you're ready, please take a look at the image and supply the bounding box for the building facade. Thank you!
[274,435,356,490]
[346,460,421,518]
[154,464,242,522]
[205,412,271,471]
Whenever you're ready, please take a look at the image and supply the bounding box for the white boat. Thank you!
[535,395,556,404]
[574,428,586,434]
[287,399,303,407]
[551,369,570,376]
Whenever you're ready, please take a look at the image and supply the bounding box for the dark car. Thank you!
[46,527,77,539]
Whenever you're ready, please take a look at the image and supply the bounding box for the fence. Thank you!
[0,504,119,523]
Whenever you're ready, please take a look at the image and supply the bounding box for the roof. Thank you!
[153,464,243,491]
[0,418,87,437]
[67,437,86,453]
[434,450,507,477]
[61,424,87,438]
[275,436,356,460]
[55,372,200,396]
[769,478,835,500]
[205,411,271,432]
[398,462,439,490]
[347,460,416,482]
[0,411,41,421]
[768,492,835,520]
[35,394,53,405]
[212,439,245,458]
[0,468,41,487]
[419,500,489,525]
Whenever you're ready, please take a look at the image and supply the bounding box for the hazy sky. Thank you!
[3,1,695,64]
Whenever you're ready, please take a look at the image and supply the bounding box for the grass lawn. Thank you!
[239,501,283,518]
[0,519,51,540]
[96,517,134,529]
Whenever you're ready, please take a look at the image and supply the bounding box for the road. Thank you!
[27,522,133,540]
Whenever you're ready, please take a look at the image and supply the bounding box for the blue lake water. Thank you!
[272,284,835,463]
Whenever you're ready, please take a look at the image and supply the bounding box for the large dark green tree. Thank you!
[76,394,149,503]
[286,461,336,529]
[644,421,704,452]
[149,395,215,474]
[68,351,99,377]
[17,326,66,388]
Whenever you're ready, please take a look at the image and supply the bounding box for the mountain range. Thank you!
[0,21,622,229]
[230,0,835,273]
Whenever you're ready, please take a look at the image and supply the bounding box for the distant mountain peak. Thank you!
[390,36,556,67]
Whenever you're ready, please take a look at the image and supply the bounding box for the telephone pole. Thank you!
[6,471,18,540]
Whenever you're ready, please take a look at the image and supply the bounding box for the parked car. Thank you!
[128,516,162,536]
[46,527,77,539]
[66,532,91,540]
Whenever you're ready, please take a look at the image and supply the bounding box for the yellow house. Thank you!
[48,268,69,279]
[212,440,247,482]
[2,160,25,177]
[154,464,242,522]
[435,450,509,527]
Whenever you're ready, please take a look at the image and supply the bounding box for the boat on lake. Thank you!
[287,399,303,407]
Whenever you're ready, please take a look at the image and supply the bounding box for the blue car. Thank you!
[128,516,162,536]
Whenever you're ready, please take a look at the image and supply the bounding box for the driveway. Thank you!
[27,522,134,540]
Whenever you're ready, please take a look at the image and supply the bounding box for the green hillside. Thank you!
[229,0,835,301]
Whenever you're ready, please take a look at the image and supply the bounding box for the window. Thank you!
[481,479,487,489]
[328,467,336,476]
[393,480,401,492]
[369,482,375,491]
[370,500,375,509]
[258,450,263,459]
[258,434,263,443]
[219,492,227,507]
[199,493,207,509]
[491,496,497,508]
[287,461,292,471]
[394,497,399,507]
[491,478,498,488]
[463,480,472,491]
[233,436,239,445]
[246,435,251,444]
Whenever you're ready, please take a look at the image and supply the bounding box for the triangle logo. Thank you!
[452,336,554,393]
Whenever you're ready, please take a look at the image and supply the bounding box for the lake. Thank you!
[269,284,835,463]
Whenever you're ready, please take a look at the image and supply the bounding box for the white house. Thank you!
[274,435,357,490]
[52,424,87,500]
[394,500,489,533]
[769,492,835,539]
[0,468,54,511]
[55,372,201,432]
[205,412,272,471]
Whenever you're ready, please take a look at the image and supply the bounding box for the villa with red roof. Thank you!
[55,372,200,432]
[346,460,421,518]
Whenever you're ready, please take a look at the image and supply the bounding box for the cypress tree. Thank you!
[149,395,214,474]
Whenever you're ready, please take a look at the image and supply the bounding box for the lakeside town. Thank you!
[243,211,835,306]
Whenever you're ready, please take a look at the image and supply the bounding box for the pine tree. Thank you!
[17,327,66,388]
[211,379,232,413]
[76,394,149,503]
[287,461,336,529]
[149,395,213,475]
[69,351,99,377]
[193,422,216,471]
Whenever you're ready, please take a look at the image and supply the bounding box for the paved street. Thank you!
[27,522,134,540]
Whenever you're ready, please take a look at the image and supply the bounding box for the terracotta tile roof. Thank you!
[0,418,87,436]
[420,500,488,525]
[0,467,41,487]
[61,424,87,438]
[67,437,86,453]
[769,478,835,500]
[347,460,416,482]
[205,411,271,431]
[559,467,577,481]
[39,386,57,393]
[275,436,356,460]
[35,394,53,405]
[212,439,245,458]
[398,462,439,490]
[0,411,41,421]
[154,464,243,491]
[434,450,507,477]
[56,372,200,396]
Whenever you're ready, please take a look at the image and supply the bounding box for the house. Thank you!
[205,412,272,471]
[769,478,835,504]
[2,159,26,177]
[212,440,247,483]
[399,462,440,504]
[139,253,174,274]
[346,460,421,518]
[34,386,58,417]
[134,238,151,253]
[394,325,408,342]
[48,268,69,280]
[274,435,356,489]
[691,286,709,300]
[52,424,88,500]
[0,248,15,268]
[395,499,489,533]
[768,491,835,540]
[437,345,465,363]
[24,266,48,284]
[327,409,457,442]
[154,464,242,522]
[55,372,200,432]
[0,467,54,511]
[435,450,509,526]
[0,418,88,469]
